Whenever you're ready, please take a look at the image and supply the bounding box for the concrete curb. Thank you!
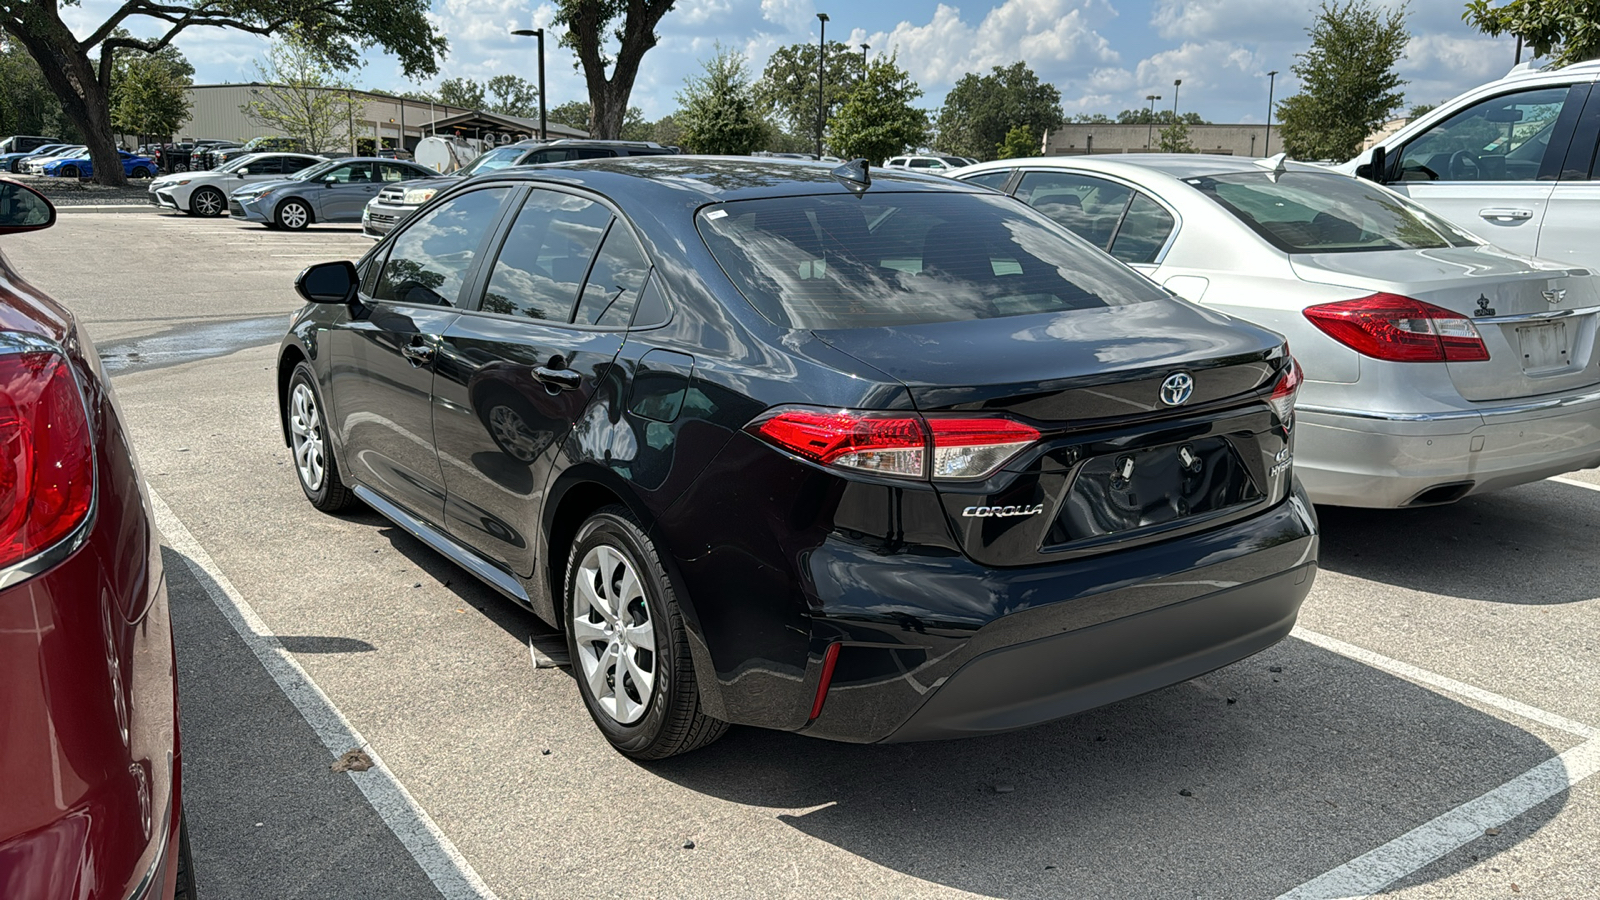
[55,204,157,215]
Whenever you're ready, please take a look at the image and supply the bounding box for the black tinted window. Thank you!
[480,190,611,321]
[379,162,423,183]
[1108,193,1176,264]
[524,149,571,164]
[574,225,651,327]
[962,170,1013,191]
[697,193,1165,329]
[249,156,284,175]
[632,277,669,328]
[1015,170,1132,249]
[373,187,511,306]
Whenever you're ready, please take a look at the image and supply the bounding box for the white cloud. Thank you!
[867,0,1119,88]
[1150,0,1311,43]
[760,0,818,33]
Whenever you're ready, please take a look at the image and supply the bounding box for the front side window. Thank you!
[1396,86,1570,182]
[479,190,612,321]
[1187,171,1480,253]
[697,192,1166,329]
[372,187,512,306]
[320,162,376,184]
[1015,170,1133,249]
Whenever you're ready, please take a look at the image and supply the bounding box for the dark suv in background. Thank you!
[361,139,678,238]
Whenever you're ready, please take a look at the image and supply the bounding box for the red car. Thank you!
[0,180,193,898]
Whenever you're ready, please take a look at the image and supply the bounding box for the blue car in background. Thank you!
[0,143,73,173]
[42,150,157,179]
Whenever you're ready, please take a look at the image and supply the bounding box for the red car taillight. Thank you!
[0,350,94,570]
[747,408,1041,481]
[1268,356,1302,424]
[1303,293,1489,362]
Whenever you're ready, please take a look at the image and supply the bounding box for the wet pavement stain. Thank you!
[99,316,288,375]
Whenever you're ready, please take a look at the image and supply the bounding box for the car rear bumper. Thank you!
[1295,389,1600,507]
[796,486,1318,743]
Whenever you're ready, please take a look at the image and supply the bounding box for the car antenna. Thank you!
[831,158,871,195]
[1255,152,1289,182]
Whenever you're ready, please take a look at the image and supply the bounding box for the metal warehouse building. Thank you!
[175,84,587,151]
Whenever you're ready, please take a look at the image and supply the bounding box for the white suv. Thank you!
[883,155,972,174]
[1341,60,1600,268]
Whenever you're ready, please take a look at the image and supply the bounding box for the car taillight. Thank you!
[0,350,94,570]
[1303,293,1489,362]
[748,408,1041,481]
[1268,356,1302,424]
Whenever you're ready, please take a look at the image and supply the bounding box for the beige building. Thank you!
[1043,123,1280,158]
[174,84,586,152]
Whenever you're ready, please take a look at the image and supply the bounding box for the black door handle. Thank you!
[534,365,581,390]
[400,341,434,366]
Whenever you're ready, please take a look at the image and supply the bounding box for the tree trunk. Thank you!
[591,84,628,140]
[5,10,127,186]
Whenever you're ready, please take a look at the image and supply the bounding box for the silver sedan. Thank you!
[955,154,1600,508]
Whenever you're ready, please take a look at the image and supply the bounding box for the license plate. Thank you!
[1517,322,1570,374]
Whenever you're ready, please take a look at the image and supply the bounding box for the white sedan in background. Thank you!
[147,151,324,217]
[21,146,86,175]
[955,154,1600,508]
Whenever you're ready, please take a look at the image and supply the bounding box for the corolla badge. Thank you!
[1544,288,1567,306]
[962,504,1045,518]
[1159,372,1194,407]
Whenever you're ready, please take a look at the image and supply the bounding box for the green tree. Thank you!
[1408,102,1437,118]
[1070,112,1114,123]
[754,40,861,143]
[487,74,539,117]
[828,54,928,163]
[645,112,683,147]
[547,99,592,130]
[240,36,361,154]
[677,46,768,155]
[995,125,1036,159]
[1276,0,1409,161]
[112,52,192,141]
[934,62,1064,161]
[1464,0,1600,68]
[554,0,677,139]
[1157,120,1196,152]
[1115,109,1207,125]
[438,77,486,109]
[0,36,72,140]
[0,0,445,186]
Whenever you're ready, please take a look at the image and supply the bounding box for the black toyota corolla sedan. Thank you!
[277,157,1318,759]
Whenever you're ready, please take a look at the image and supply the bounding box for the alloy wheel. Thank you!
[288,383,326,491]
[571,545,657,725]
[279,201,310,230]
[191,189,223,217]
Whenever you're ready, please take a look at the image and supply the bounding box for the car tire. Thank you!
[566,506,728,759]
[173,809,197,900]
[287,362,356,512]
[61,165,79,178]
[131,166,152,178]
[276,199,312,230]
[189,187,225,218]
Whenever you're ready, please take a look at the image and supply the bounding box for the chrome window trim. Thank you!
[1470,303,1600,324]
[0,330,100,590]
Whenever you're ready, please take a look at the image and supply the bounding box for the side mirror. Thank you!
[295,260,359,304]
[0,179,56,235]
[236,169,249,176]
[1355,145,1388,184]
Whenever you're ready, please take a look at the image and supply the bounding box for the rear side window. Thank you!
[697,192,1166,329]
[372,187,512,305]
[479,189,611,321]
[574,225,651,327]
[1187,171,1479,253]
[1108,194,1176,264]
[1015,170,1132,250]
[961,170,1013,191]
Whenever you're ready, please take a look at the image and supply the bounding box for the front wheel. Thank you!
[131,166,152,178]
[189,187,225,218]
[287,362,355,512]
[566,506,726,759]
[276,199,311,230]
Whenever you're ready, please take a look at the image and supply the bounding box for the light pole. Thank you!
[1172,78,1181,120]
[816,13,829,159]
[860,43,869,72]
[1264,70,1278,156]
[1145,94,1161,149]
[511,26,548,140]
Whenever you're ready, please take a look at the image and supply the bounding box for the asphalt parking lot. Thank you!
[6,210,1599,899]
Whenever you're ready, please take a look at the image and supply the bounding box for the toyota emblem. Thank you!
[1160,372,1194,407]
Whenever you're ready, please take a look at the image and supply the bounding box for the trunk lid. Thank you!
[813,300,1296,567]
[1292,246,1600,402]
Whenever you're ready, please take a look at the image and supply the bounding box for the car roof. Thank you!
[484,156,991,204]
[964,153,1336,182]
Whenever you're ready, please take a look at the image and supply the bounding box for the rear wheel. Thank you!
[131,166,152,178]
[61,165,79,178]
[190,187,225,218]
[287,363,355,512]
[173,810,197,900]
[565,506,726,759]
[276,199,311,230]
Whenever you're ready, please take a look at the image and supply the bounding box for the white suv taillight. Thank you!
[0,348,94,570]
[747,408,1040,481]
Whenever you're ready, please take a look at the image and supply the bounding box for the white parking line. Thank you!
[1549,474,1600,493]
[150,488,500,900]
[1276,737,1600,900]
[1280,628,1600,899]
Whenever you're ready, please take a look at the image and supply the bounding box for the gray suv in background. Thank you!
[362,139,678,238]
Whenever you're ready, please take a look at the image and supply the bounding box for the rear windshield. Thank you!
[1185,171,1479,254]
[696,192,1166,329]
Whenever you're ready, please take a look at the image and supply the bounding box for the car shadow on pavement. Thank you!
[648,636,1568,899]
[1314,479,1600,604]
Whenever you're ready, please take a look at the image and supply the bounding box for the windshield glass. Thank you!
[698,192,1166,329]
[1185,171,1479,253]
[460,146,530,176]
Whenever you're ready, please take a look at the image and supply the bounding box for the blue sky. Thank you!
[63,0,1530,125]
